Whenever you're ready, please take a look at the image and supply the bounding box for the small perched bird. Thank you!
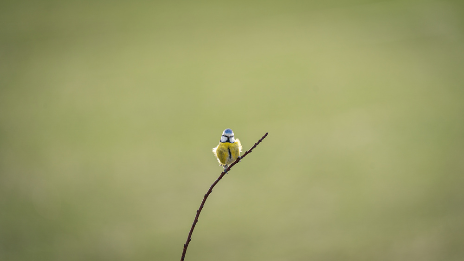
[212,128,242,173]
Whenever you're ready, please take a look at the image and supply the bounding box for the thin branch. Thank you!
[180,132,268,261]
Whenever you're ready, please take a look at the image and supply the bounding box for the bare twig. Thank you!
[180,132,268,261]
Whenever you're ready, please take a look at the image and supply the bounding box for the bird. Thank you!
[212,128,242,173]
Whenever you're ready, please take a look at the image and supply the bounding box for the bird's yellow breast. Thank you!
[213,139,242,166]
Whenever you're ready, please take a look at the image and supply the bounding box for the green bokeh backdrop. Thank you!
[1,1,464,260]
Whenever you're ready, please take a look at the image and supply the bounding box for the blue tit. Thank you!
[212,128,242,173]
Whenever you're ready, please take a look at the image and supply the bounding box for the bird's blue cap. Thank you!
[223,128,233,135]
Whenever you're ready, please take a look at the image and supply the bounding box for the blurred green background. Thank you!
[1,0,464,260]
